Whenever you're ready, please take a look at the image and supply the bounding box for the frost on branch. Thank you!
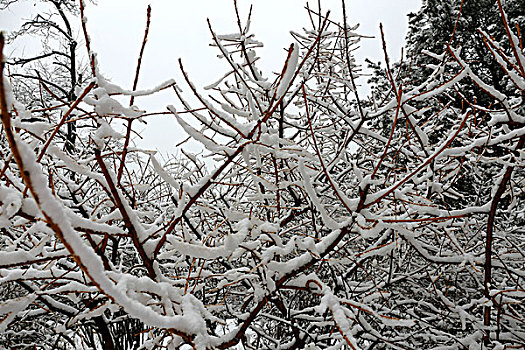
[0,0,524,349]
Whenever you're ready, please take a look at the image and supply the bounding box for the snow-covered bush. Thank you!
[0,0,524,348]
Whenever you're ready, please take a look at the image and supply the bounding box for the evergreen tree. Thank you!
[367,0,525,209]
[404,0,525,104]
[369,0,524,107]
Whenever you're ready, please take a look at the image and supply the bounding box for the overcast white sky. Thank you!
[84,0,420,86]
[1,0,421,155]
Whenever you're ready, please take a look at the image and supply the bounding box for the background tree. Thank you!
[4,0,92,154]
[1,1,146,348]
[398,0,523,106]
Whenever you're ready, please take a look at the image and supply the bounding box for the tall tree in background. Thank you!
[368,0,525,208]
[1,1,144,348]
[2,0,89,153]
[370,0,524,106]
[405,0,524,104]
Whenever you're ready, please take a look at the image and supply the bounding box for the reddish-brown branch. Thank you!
[447,0,465,47]
[118,5,152,185]
[380,24,430,159]
[496,0,525,76]
[365,214,468,224]
[365,111,471,209]
[178,59,248,138]
[372,85,402,178]
[0,254,70,269]
[218,223,356,349]
[1,32,122,315]
[79,0,96,77]
[154,14,332,258]
[94,149,157,279]
[341,0,366,120]
[302,84,353,214]
[484,134,525,345]
[37,82,95,162]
